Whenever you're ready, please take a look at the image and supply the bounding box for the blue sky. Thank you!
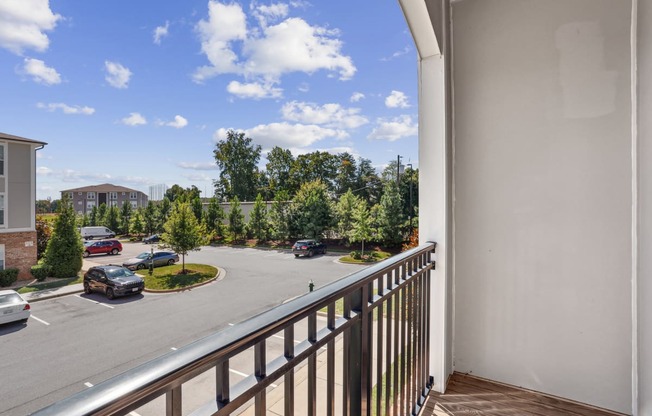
[0,0,418,200]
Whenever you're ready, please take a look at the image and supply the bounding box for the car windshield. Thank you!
[136,252,151,259]
[0,293,23,305]
[105,268,135,278]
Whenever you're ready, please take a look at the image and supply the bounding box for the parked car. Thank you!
[292,239,327,257]
[83,265,145,300]
[122,251,179,271]
[143,234,160,244]
[80,226,116,240]
[0,290,30,325]
[82,239,122,257]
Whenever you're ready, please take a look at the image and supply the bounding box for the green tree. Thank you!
[43,196,83,278]
[97,203,108,226]
[248,194,269,241]
[265,146,295,197]
[269,191,291,242]
[130,210,145,236]
[89,205,98,226]
[335,152,357,195]
[292,180,333,239]
[191,197,204,223]
[228,196,246,241]
[162,202,208,274]
[143,201,158,236]
[79,214,90,227]
[165,185,201,203]
[289,151,338,192]
[159,197,172,223]
[204,197,226,238]
[120,201,133,234]
[378,180,405,246]
[213,130,262,201]
[335,189,360,246]
[350,200,373,256]
[106,205,120,232]
[355,158,383,205]
[35,215,52,260]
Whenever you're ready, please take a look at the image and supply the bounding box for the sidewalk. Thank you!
[19,259,102,303]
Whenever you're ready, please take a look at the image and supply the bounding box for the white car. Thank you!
[0,290,31,325]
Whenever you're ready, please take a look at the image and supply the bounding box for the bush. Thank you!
[31,264,50,281]
[0,268,19,287]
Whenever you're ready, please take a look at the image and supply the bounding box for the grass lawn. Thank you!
[339,251,392,264]
[140,263,218,291]
[16,275,83,294]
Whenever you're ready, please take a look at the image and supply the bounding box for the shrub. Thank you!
[31,264,50,281]
[0,268,19,287]
[43,197,84,278]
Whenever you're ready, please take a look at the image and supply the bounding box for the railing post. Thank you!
[166,386,182,416]
[347,284,371,416]
[254,340,266,416]
[284,326,295,416]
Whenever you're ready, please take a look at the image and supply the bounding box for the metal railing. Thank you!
[34,243,436,416]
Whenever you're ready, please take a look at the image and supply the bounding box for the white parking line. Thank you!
[30,315,50,326]
[84,382,93,388]
[74,294,115,309]
[171,347,178,351]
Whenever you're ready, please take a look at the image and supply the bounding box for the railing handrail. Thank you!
[33,242,436,416]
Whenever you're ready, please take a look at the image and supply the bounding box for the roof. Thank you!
[0,132,47,146]
[61,183,146,193]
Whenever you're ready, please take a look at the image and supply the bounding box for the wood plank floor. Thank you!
[422,373,626,416]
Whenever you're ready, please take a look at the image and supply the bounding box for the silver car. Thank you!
[0,290,30,325]
[122,251,179,271]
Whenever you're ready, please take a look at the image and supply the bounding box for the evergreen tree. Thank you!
[143,201,158,236]
[159,197,172,224]
[204,197,226,238]
[130,210,145,236]
[378,181,405,246]
[120,201,133,234]
[248,193,269,241]
[43,196,84,278]
[350,200,373,256]
[228,196,245,241]
[191,197,204,223]
[106,205,120,233]
[79,214,90,227]
[89,205,98,226]
[292,180,333,239]
[335,189,360,245]
[97,203,108,226]
[269,191,291,242]
[162,202,208,274]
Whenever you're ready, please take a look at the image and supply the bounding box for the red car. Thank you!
[83,240,122,257]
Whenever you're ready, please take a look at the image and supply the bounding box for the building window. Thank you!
[87,201,96,210]
[109,201,119,207]
[130,201,137,209]
[0,194,4,226]
[130,192,137,199]
[0,244,4,270]
[87,192,96,200]
[0,144,5,176]
[68,192,74,200]
[109,192,118,200]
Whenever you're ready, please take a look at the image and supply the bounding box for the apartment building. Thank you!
[61,184,148,215]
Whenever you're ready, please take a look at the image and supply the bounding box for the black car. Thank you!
[292,239,327,257]
[83,265,145,300]
[143,234,160,244]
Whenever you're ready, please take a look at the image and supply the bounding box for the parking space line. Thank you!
[30,315,50,326]
[171,347,178,351]
[84,382,93,388]
[74,294,115,309]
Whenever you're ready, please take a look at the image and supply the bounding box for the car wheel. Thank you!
[82,251,90,258]
[106,288,115,300]
[20,318,28,324]
[167,259,175,266]
[111,248,119,255]
[294,254,299,258]
[308,250,314,257]
[137,263,146,270]
[84,282,92,295]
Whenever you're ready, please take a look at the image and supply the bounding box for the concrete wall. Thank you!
[450,0,632,412]
[7,142,32,229]
[637,1,651,413]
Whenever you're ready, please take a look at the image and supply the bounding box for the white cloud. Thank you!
[227,80,282,99]
[298,82,309,92]
[385,90,410,108]
[121,112,147,126]
[0,0,61,54]
[350,92,365,102]
[381,45,411,61]
[21,58,60,85]
[367,115,417,142]
[37,102,95,115]
[153,21,169,44]
[281,101,368,129]
[104,61,132,89]
[163,115,188,128]
[193,2,356,92]
[36,166,52,175]
[183,173,213,182]
[177,162,219,170]
[214,122,346,149]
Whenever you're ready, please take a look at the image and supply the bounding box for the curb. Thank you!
[26,288,84,303]
[141,267,224,294]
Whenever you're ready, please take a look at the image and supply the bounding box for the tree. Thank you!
[89,205,98,226]
[120,201,133,234]
[213,130,262,201]
[204,197,226,238]
[378,180,405,246]
[106,205,120,233]
[335,189,360,246]
[165,184,201,203]
[191,197,204,223]
[292,180,333,239]
[143,201,158,236]
[248,193,269,241]
[265,146,295,197]
[335,152,357,195]
[97,203,108,226]
[159,197,172,226]
[35,215,52,260]
[350,200,373,256]
[269,191,291,242]
[162,202,208,274]
[43,196,84,278]
[355,158,383,205]
[289,151,338,192]
[130,210,145,236]
[228,196,246,241]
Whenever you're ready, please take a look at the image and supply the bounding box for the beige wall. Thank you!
[450,0,632,412]
[7,142,32,229]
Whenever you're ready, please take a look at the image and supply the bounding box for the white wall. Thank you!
[451,0,632,412]
[637,1,651,413]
